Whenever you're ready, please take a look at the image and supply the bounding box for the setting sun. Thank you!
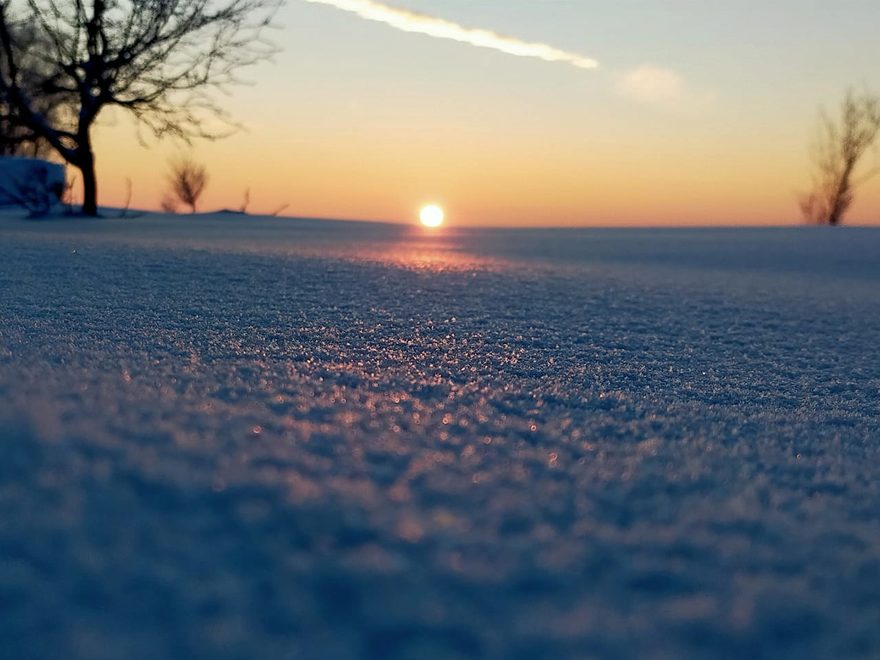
[419,204,445,228]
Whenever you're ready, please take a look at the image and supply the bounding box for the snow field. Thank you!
[1,214,879,658]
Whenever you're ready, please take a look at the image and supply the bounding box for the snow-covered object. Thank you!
[0,156,65,209]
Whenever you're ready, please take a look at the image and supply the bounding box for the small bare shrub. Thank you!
[164,157,209,214]
[800,89,880,225]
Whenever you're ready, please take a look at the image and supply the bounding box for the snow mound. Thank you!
[0,157,66,212]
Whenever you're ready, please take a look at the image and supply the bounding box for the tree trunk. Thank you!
[79,150,98,216]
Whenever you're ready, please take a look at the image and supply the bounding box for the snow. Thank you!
[1,210,879,659]
[0,157,66,207]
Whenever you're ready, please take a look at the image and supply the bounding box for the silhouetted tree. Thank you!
[166,156,208,213]
[0,15,70,157]
[0,0,278,216]
[800,89,880,225]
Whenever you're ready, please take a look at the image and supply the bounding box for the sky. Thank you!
[92,0,880,227]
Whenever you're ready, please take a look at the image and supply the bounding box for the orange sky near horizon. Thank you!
[85,2,880,227]
[93,114,880,227]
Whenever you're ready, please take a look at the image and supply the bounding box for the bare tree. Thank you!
[165,156,208,213]
[0,0,278,216]
[0,15,70,157]
[800,89,880,225]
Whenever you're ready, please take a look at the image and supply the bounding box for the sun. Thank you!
[419,204,445,228]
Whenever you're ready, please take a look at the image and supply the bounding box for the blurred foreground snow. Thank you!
[1,211,879,659]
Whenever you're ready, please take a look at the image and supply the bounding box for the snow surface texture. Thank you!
[1,212,879,659]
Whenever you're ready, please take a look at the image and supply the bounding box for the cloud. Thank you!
[302,0,599,70]
[616,66,684,104]
[615,65,714,110]
[303,2,710,113]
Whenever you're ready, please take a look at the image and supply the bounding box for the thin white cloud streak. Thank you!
[302,0,599,70]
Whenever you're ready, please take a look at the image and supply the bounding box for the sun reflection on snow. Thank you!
[368,236,506,272]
